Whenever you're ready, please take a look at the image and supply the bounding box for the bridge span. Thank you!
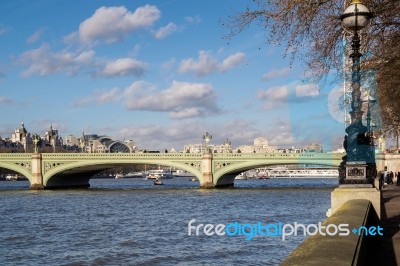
[0,152,397,189]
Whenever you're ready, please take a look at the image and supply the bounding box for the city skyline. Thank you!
[3,121,324,153]
[0,0,345,151]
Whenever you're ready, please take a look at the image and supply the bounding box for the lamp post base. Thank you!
[339,161,376,186]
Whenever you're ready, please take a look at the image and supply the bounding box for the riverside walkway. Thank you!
[281,182,400,265]
[369,184,400,265]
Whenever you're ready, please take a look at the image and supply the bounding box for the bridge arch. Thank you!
[212,153,342,187]
[41,154,204,188]
[0,154,33,184]
[0,162,32,182]
[0,152,345,189]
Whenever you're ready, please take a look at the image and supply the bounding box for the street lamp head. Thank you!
[340,0,373,33]
[203,132,212,145]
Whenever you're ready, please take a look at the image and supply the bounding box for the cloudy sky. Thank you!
[0,0,346,151]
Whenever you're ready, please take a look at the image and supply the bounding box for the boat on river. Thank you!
[5,175,19,181]
[174,170,194,178]
[257,168,270,179]
[154,178,163,185]
[115,173,124,179]
[147,169,174,179]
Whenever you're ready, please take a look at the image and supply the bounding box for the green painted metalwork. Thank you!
[212,153,344,182]
[0,152,349,187]
[0,154,33,183]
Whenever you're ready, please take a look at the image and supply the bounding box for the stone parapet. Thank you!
[281,199,379,265]
[330,186,381,219]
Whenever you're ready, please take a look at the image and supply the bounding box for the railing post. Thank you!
[200,153,214,188]
[30,153,44,190]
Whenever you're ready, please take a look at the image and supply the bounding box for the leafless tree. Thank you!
[221,0,400,135]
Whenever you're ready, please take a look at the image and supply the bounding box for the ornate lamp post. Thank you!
[339,0,375,185]
[202,132,212,154]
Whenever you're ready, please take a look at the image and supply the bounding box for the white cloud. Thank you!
[118,122,206,150]
[221,52,246,72]
[16,45,149,79]
[63,32,78,44]
[72,87,120,107]
[16,44,95,77]
[95,87,120,104]
[97,58,148,77]
[262,67,290,80]
[179,51,218,76]
[123,80,220,118]
[71,98,92,108]
[257,82,319,110]
[170,107,201,119]
[257,85,288,108]
[178,50,245,77]
[295,84,319,97]
[27,28,45,44]
[74,50,95,63]
[153,22,178,39]
[79,5,161,45]
[115,117,299,151]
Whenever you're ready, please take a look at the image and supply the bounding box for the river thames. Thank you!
[0,177,338,265]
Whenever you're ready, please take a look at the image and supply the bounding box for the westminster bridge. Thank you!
[0,152,398,189]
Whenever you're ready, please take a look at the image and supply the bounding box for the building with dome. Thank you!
[75,134,137,153]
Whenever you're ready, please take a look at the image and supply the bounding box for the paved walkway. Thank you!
[369,184,400,265]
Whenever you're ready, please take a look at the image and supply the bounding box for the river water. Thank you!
[0,177,338,265]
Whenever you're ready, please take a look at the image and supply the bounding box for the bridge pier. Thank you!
[30,153,44,190]
[200,153,215,188]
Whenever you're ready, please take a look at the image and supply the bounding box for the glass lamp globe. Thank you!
[341,0,372,32]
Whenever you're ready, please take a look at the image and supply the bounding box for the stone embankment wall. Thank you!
[281,199,379,265]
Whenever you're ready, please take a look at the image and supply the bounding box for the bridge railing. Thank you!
[0,154,32,159]
[213,153,344,159]
[39,153,204,159]
[0,152,344,158]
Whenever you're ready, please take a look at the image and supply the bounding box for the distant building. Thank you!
[3,122,140,153]
[237,137,276,153]
[304,143,323,152]
[79,134,137,153]
[43,124,63,150]
[183,143,206,153]
[65,134,80,147]
[183,141,233,153]
[11,121,32,152]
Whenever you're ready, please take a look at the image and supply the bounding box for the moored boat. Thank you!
[235,173,247,180]
[115,173,124,179]
[147,169,174,179]
[5,174,19,181]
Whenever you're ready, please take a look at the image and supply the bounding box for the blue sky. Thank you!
[0,0,345,151]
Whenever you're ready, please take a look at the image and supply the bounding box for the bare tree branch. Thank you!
[221,0,400,135]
